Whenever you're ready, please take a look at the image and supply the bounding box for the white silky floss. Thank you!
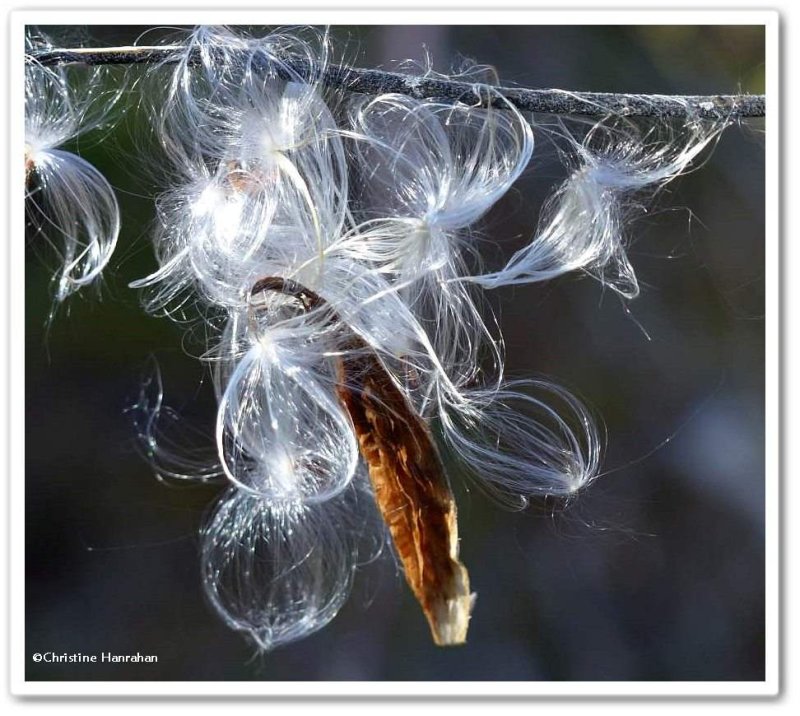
[471,116,726,297]
[200,486,363,652]
[214,311,359,503]
[123,26,727,651]
[25,31,122,304]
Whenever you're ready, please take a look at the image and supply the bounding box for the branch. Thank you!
[29,45,766,120]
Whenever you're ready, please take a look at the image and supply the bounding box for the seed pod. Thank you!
[251,276,474,645]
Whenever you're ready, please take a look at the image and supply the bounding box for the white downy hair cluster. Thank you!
[126,26,728,651]
[24,30,123,305]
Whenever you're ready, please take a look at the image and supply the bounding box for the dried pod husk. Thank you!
[335,339,474,645]
[251,276,474,645]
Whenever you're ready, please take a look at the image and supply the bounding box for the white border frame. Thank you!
[7,7,779,698]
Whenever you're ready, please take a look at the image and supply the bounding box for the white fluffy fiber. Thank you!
[472,117,724,297]
[25,30,123,304]
[111,25,726,650]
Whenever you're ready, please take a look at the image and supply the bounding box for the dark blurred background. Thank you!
[26,25,766,681]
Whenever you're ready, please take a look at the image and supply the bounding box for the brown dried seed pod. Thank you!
[250,276,474,645]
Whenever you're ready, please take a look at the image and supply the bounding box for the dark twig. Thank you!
[29,45,766,120]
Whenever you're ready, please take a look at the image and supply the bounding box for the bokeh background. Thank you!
[26,25,766,681]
